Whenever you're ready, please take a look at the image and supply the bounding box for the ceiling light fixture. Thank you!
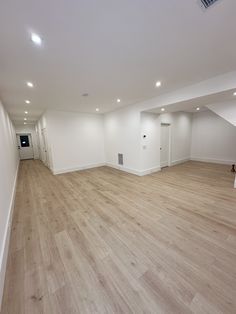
[155,81,161,87]
[117,99,121,103]
[24,122,27,125]
[25,111,28,114]
[25,100,31,104]
[24,118,27,121]
[27,82,34,88]
[31,33,42,46]
[96,108,99,112]
[233,92,236,96]
[161,108,165,112]
[196,107,200,111]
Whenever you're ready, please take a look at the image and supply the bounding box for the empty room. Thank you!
[0,0,236,313]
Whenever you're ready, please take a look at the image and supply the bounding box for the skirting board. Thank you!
[190,157,235,165]
[139,167,161,176]
[0,161,19,310]
[53,162,106,175]
[106,163,161,176]
[170,158,190,166]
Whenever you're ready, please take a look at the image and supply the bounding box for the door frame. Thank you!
[41,128,49,168]
[160,123,171,168]
[16,133,34,160]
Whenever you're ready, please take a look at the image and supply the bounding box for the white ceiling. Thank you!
[147,89,236,114]
[0,0,236,124]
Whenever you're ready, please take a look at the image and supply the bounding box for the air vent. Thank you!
[199,0,219,9]
[118,153,123,165]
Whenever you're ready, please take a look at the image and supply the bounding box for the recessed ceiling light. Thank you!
[233,92,236,96]
[24,118,27,121]
[25,111,28,114]
[155,81,161,87]
[161,108,165,112]
[31,33,42,46]
[96,108,99,112]
[117,99,121,103]
[25,100,31,104]
[24,122,27,125]
[27,82,34,88]
[196,107,200,111]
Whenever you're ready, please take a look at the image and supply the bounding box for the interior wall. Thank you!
[15,125,39,159]
[104,108,192,175]
[140,111,192,172]
[36,114,50,167]
[160,112,192,165]
[191,110,236,164]
[46,110,106,174]
[0,101,19,308]
[104,106,141,174]
[34,105,235,177]
[140,112,161,174]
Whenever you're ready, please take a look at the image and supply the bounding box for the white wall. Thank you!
[36,114,50,166]
[46,110,106,174]
[104,108,192,175]
[140,112,160,174]
[191,110,236,164]
[15,125,39,159]
[104,106,141,174]
[0,101,19,308]
[160,112,192,165]
[140,111,192,173]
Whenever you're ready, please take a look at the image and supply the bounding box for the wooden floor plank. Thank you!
[1,160,236,313]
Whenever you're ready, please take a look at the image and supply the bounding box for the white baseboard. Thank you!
[106,163,160,176]
[161,162,169,168]
[190,157,235,165]
[105,162,141,176]
[170,158,190,166]
[138,166,161,176]
[53,162,106,175]
[0,161,19,310]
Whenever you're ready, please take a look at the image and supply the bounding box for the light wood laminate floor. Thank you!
[1,160,236,314]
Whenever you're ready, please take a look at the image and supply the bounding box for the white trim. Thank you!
[160,123,171,168]
[53,162,106,175]
[171,157,190,166]
[190,157,235,165]
[138,166,161,176]
[160,161,169,168]
[105,162,141,176]
[0,161,19,310]
[106,163,161,176]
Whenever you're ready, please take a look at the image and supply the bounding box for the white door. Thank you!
[160,124,170,168]
[17,134,34,160]
[41,129,49,167]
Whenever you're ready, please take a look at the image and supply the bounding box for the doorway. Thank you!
[41,128,49,167]
[160,124,170,168]
[17,134,34,160]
